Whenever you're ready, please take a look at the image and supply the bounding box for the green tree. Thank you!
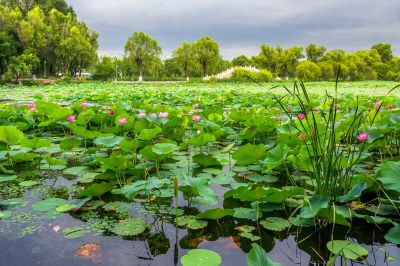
[305,44,326,63]
[57,25,98,76]
[0,5,22,33]
[317,61,334,80]
[231,55,252,67]
[254,44,279,73]
[163,58,180,79]
[17,6,47,58]
[172,42,194,80]
[124,32,162,82]
[193,36,220,77]
[94,56,115,80]
[371,43,392,63]
[0,0,74,15]
[0,31,18,74]
[295,61,322,81]
[7,48,39,80]
[282,46,304,76]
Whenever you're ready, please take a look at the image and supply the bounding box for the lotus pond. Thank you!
[0,81,399,266]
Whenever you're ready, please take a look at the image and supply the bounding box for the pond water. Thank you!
[1,83,400,265]
[0,170,398,266]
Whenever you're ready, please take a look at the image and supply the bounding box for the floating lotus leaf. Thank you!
[181,249,222,266]
[112,218,148,236]
[260,217,290,231]
[326,240,368,260]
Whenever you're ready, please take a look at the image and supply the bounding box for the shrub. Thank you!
[318,62,335,80]
[93,56,116,81]
[295,61,322,81]
[231,67,273,82]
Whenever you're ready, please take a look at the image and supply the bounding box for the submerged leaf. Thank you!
[63,226,86,239]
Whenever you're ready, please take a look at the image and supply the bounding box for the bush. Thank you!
[93,56,116,81]
[318,62,335,80]
[21,79,40,86]
[386,71,400,81]
[295,61,322,81]
[231,67,273,82]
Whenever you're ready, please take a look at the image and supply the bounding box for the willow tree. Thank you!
[172,42,194,81]
[124,32,161,82]
[193,36,220,77]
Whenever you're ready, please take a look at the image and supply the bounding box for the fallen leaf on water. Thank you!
[75,243,101,259]
[218,236,241,250]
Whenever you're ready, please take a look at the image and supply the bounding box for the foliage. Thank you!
[172,42,195,79]
[0,80,399,264]
[248,244,282,266]
[295,61,322,81]
[93,56,116,80]
[193,36,220,77]
[181,249,222,266]
[231,67,273,82]
[0,3,97,78]
[124,32,162,80]
[7,49,39,80]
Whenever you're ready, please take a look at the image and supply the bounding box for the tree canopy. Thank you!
[124,32,162,81]
[193,36,220,77]
[0,2,97,78]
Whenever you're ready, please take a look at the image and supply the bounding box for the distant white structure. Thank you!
[203,66,260,81]
[80,72,91,78]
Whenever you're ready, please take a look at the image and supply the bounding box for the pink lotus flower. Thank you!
[388,104,393,109]
[118,117,127,125]
[138,112,146,118]
[192,115,201,122]
[373,102,382,108]
[150,113,158,118]
[27,103,36,109]
[193,103,199,108]
[297,113,306,120]
[357,133,369,142]
[158,112,169,118]
[66,116,76,122]
[108,110,114,116]
[81,102,88,108]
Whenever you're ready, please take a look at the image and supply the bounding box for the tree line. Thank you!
[0,0,98,81]
[1,1,400,82]
[97,33,400,82]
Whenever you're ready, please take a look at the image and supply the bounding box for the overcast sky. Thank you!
[65,0,400,59]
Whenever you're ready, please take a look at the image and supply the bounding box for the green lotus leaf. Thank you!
[181,249,222,266]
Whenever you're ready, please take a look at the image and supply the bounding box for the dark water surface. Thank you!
[0,173,399,266]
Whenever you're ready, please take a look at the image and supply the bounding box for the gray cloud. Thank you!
[65,0,400,59]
